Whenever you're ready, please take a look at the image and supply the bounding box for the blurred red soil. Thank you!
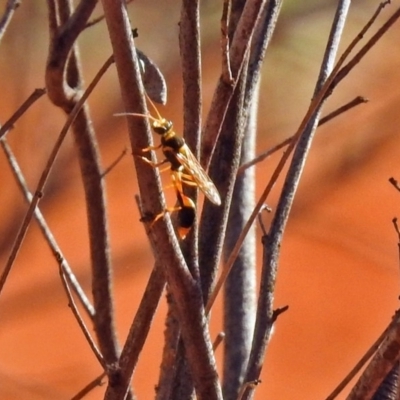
[1,2,400,399]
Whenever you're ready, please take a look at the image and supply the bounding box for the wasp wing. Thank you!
[174,144,221,206]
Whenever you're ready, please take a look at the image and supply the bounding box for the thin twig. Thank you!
[201,0,284,318]
[201,0,268,166]
[389,177,400,192]
[221,0,233,84]
[392,218,400,287]
[271,305,289,323]
[1,135,95,318]
[212,332,225,352]
[155,291,181,400]
[238,95,368,174]
[332,0,394,89]
[319,96,368,125]
[85,0,134,29]
[241,3,352,397]
[0,55,114,295]
[326,317,395,399]
[0,0,20,43]
[47,0,121,369]
[0,88,46,140]
[207,0,390,316]
[58,260,105,369]
[166,1,203,396]
[237,379,261,400]
[347,311,400,400]
[70,372,107,400]
[116,262,165,395]
[101,147,128,177]
[178,0,202,273]
[101,1,222,398]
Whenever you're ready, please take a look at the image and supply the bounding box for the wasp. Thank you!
[150,188,196,239]
[145,164,196,239]
[119,93,221,238]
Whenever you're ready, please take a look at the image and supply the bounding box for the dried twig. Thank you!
[325,317,395,399]
[0,0,20,43]
[101,147,128,177]
[208,0,395,320]
[238,95,368,174]
[212,332,225,352]
[70,372,107,400]
[221,0,233,84]
[1,134,95,318]
[58,259,105,368]
[347,312,400,400]
[0,88,46,140]
[389,177,400,192]
[0,54,113,296]
[239,2,352,398]
[201,0,268,166]
[101,1,222,399]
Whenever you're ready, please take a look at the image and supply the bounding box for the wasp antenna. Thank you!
[143,91,163,121]
[114,112,160,124]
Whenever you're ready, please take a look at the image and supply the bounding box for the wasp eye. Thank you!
[153,119,172,135]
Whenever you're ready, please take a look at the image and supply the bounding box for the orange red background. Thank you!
[1,1,400,399]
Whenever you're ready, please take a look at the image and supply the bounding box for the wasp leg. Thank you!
[180,177,198,187]
[139,156,169,169]
[173,170,198,187]
[141,143,163,152]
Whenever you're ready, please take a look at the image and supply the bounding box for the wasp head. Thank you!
[152,118,173,135]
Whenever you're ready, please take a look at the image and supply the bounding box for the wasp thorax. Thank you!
[152,119,173,135]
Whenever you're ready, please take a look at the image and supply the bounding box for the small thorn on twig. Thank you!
[391,218,400,286]
[389,177,400,192]
[101,147,128,177]
[272,305,289,323]
[237,379,262,400]
[258,204,271,236]
[212,332,225,351]
[392,218,400,238]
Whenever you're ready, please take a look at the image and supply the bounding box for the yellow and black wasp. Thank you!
[119,93,221,238]
[151,186,196,239]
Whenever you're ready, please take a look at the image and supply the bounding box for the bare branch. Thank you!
[46,0,121,371]
[58,260,105,369]
[319,96,368,125]
[101,147,128,177]
[332,1,395,90]
[0,0,20,43]
[210,0,391,320]
[325,317,395,399]
[1,135,95,318]
[116,263,165,398]
[70,372,107,400]
[221,0,233,84]
[46,0,98,107]
[222,79,258,400]
[238,95,368,174]
[0,88,46,140]
[213,332,225,352]
[347,312,400,400]
[389,177,400,193]
[242,2,352,398]
[155,292,181,400]
[101,1,222,399]
[179,0,202,266]
[201,0,268,167]
[0,52,113,316]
